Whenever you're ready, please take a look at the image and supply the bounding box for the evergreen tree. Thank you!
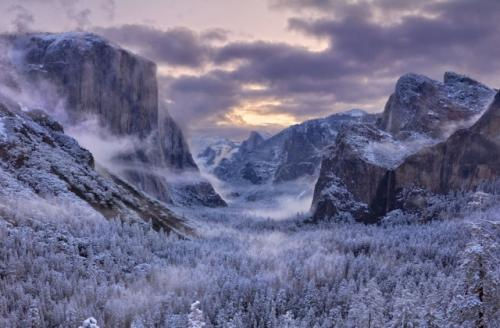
[188,301,206,328]
[79,317,99,328]
[451,222,500,328]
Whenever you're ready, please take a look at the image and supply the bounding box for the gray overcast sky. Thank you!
[2,0,500,140]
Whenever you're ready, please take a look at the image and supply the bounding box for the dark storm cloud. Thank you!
[216,41,356,82]
[94,24,215,68]
[161,71,241,126]
[270,0,437,12]
[163,0,500,137]
[10,0,492,138]
[288,5,498,61]
[200,28,230,43]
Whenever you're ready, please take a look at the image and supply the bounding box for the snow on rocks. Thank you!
[0,118,7,140]
[0,92,191,235]
[379,72,495,139]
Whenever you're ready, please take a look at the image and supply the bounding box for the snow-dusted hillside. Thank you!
[1,186,498,327]
[0,92,190,235]
[0,29,498,328]
[3,32,226,208]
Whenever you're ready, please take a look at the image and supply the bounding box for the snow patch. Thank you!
[343,108,367,117]
[362,133,436,169]
[0,118,7,140]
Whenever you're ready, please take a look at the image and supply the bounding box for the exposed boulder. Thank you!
[5,32,225,207]
[0,95,191,235]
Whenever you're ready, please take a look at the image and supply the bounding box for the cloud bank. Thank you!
[3,0,500,140]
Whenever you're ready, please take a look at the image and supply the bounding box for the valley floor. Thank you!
[0,199,499,327]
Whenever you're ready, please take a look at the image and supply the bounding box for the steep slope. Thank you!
[4,32,225,207]
[0,94,191,235]
[310,124,432,222]
[391,91,500,201]
[196,137,240,170]
[202,110,377,186]
[312,72,496,222]
[379,72,494,139]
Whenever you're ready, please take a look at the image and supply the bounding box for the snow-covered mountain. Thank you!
[378,72,495,139]
[3,32,225,208]
[195,137,240,171]
[312,72,497,222]
[0,93,191,235]
[197,109,378,187]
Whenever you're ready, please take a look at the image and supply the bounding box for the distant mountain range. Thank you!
[197,71,499,223]
[197,109,378,186]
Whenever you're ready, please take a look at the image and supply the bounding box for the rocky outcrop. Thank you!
[5,32,225,207]
[310,123,431,222]
[0,94,191,235]
[196,138,240,169]
[10,32,158,137]
[204,110,378,187]
[240,131,264,153]
[378,72,494,139]
[312,73,497,223]
[392,91,500,198]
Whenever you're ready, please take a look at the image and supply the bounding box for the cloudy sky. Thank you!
[1,0,500,140]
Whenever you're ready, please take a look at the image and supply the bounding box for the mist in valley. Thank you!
[1,1,500,327]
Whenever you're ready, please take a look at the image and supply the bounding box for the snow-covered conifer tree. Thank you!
[188,301,206,328]
[79,317,99,328]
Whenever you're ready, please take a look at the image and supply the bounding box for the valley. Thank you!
[0,31,498,327]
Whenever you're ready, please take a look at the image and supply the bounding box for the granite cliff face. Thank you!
[10,33,158,137]
[310,124,418,222]
[0,94,191,235]
[378,72,494,139]
[5,32,225,207]
[312,73,497,222]
[391,91,500,200]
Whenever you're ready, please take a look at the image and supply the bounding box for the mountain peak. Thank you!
[380,71,494,138]
[248,130,264,139]
[240,131,264,152]
[443,71,482,86]
[342,108,367,117]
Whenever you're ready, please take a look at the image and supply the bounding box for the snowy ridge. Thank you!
[0,117,6,140]
[195,137,241,170]
[198,108,377,188]
[0,92,191,235]
[380,72,495,139]
[312,73,500,223]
